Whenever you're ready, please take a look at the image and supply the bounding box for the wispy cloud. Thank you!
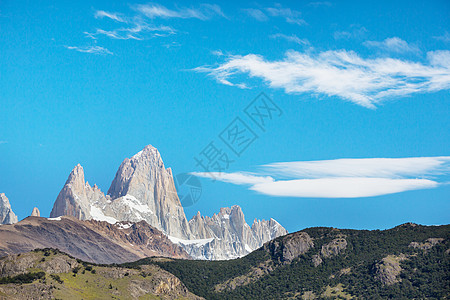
[87,4,221,43]
[244,5,305,25]
[308,1,332,7]
[364,37,420,54]
[0,141,8,145]
[65,45,113,55]
[433,32,450,43]
[334,25,367,40]
[85,23,174,40]
[269,33,309,45]
[265,5,306,25]
[194,49,450,108]
[94,10,126,23]
[192,172,274,185]
[135,3,225,20]
[242,8,268,21]
[192,157,450,198]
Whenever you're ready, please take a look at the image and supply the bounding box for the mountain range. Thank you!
[1,145,287,260]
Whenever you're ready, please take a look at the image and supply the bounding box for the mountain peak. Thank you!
[67,164,85,184]
[106,145,191,239]
[31,207,40,217]
[132,145,160,161]
[0,193,18,225]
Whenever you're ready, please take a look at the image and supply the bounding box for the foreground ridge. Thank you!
[0,249,202,299]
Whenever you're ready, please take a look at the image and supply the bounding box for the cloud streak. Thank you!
[364,37,420,54]
[244,5,305,25]
[85,24,174,40]
[135,3,225,20]
[195,49,450,108]
[192,156,450,198]
[94,10,126,22]
[433,32,450,43]
[192,172,274,185]
[65,45,113,55]
[269,33,309,45]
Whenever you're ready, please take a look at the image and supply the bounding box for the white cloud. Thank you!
[195,49,450,108]
[364,37,420,54]
[135,3,225,20]
[192,157,450,198]
[243,8,268,21]
[433,32,450,43]
[85,24,174,40]
[94,10,125,22]
[265,5,306,25]
[191,172,274,185]
[65,45,113,55]
[308,2,332,7]
[251,178,438,198]
[87,4,221,43]
[334,26,367,40]
[244,5,305,25]
[263,157,450,179]
[269,33,309,45]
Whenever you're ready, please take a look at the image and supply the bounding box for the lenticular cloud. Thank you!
[192,156,450,198]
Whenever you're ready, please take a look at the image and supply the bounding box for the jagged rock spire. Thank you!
[31,207,40,217]
[0,193,18,225]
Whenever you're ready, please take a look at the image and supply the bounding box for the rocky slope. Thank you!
[0,216,189,264]
[0,194,18,225]
[49,145,287,260]
[0,249,202,299]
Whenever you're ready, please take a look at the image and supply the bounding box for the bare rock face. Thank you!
[50,164,109,220]
[31,207,40,217]
[266,231,314,263]
[312,254,323,267]
[107,145,191,239]
[374,254,407,285]
[321,237,347,258]
[409,238,444,250]
[0,193,18,225]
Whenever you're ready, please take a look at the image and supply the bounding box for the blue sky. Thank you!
[0,0,449,233]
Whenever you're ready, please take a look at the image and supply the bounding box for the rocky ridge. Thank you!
[0,216,190,264]
[181,205,287,260]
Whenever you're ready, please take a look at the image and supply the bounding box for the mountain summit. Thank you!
[107,145,191,239]
[0,193,18,225]
[50,145,287,259]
